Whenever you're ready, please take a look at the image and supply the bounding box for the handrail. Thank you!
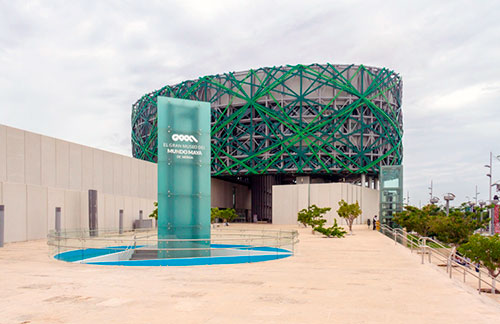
[446,248,498,294]
[49,237,297,248]
[418,237,448,250]
[47,227,299,261]
[378,224,499,295]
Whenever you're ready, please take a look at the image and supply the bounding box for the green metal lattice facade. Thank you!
[132,63,403,177]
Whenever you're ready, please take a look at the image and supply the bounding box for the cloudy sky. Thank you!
[1,0,499,207]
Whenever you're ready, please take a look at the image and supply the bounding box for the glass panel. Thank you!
[157,97,211,258]
[379,165,403,227]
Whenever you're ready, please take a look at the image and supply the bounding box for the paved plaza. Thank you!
[1,224,500,324]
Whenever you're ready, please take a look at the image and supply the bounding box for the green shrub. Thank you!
[297,205,346,238]
[149,201,158,220]
[313,219,347,238]
[297,205,331,228]
[211,207,238,223]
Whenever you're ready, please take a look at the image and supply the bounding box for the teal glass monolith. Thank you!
[157,97,211,258]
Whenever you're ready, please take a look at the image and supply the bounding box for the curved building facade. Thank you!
[132,63,403,221]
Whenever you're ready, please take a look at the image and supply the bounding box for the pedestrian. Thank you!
[367,218,371,228]
[372,215,377,230]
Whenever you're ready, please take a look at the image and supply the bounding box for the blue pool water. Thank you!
[54,244,292,266]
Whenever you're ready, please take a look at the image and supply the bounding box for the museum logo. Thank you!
[172,134,198,143]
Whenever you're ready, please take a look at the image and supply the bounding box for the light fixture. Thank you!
[443,193,455,216]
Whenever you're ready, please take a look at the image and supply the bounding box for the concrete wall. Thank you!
[0,124,157,243]
[272,183,379,226]
[0,123,380,241]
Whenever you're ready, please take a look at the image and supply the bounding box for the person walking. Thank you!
[372,215,377,230]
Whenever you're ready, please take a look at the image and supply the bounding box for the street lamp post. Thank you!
[479,200,486,223]
[485,152,500,234]
[429,180,433,203]
[493,195,500,235]
[443,193,455,216]
[485,152,493,234]
[468,200,476,211]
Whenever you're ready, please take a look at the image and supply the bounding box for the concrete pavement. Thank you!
[1,224,500,323]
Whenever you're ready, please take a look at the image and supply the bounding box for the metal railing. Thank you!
[379,224,499,295]
[47,227,299,263]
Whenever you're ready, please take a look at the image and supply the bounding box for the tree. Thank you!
[219,208,238,223]
[297,205,331,228]
[393,204,489,245]
[431,205,489,246]
[393,204,441,237]
[151,204,237,224]
[211,208,238,223]
[211,207,221,223]
[149,201,158,220]
[459,234,500,293]
[337,200,362,234]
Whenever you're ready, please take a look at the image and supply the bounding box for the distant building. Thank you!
[132,63,403,222]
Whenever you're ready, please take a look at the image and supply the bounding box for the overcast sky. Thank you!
[1,0,499,207]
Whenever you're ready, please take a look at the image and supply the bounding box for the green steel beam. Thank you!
[131,63,403,176]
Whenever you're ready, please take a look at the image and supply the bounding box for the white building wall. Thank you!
[0,124,157,243]
[3,182,26,242]
[0,126,6,182]
[272,183,379,226]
